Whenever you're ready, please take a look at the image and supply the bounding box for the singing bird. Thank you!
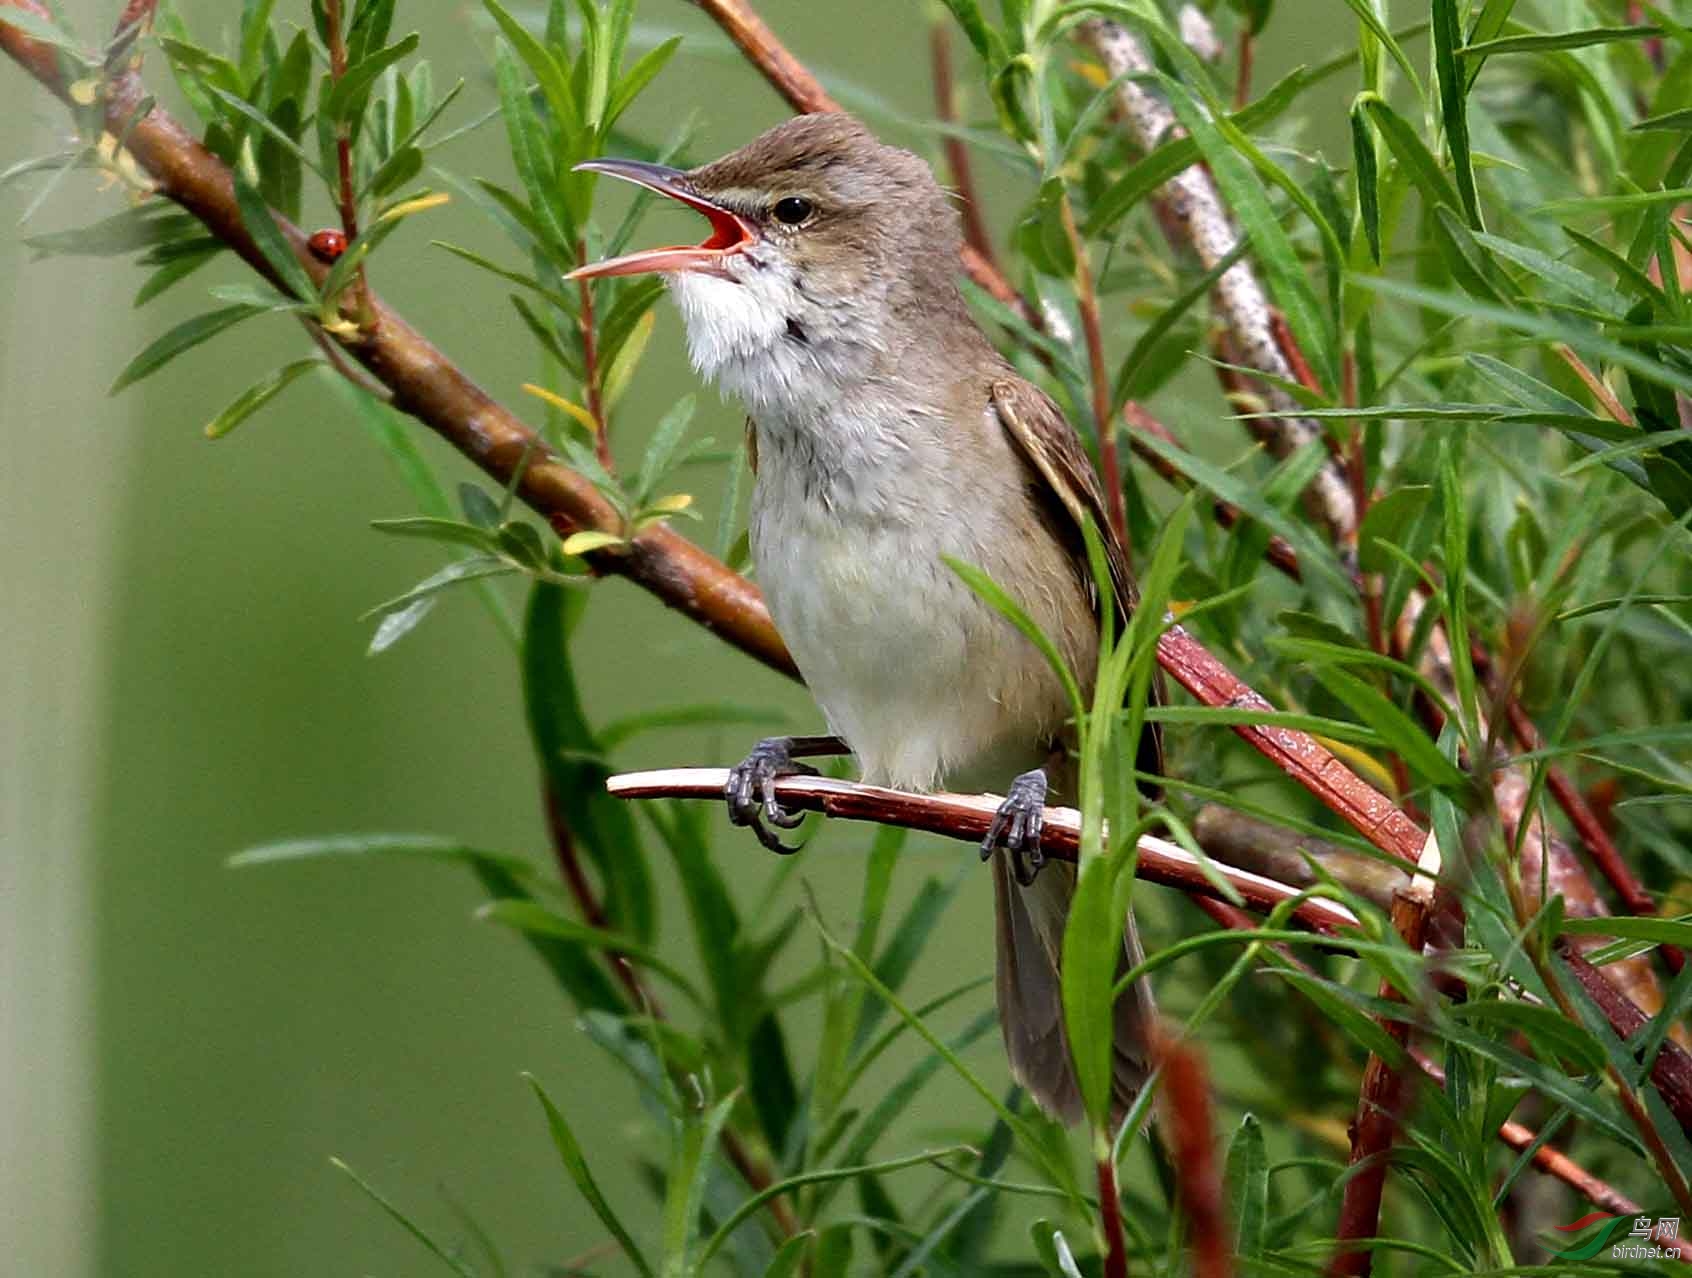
[572,113,1158,1123]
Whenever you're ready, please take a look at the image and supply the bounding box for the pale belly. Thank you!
[750,472,1088,795]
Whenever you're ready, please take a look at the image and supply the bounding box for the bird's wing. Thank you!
[990,375,1164,779]
[990,376,1139,625]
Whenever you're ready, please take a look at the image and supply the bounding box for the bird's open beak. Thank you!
[567,159,755,279]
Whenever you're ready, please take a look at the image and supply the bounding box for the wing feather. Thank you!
[990,376,1163,781]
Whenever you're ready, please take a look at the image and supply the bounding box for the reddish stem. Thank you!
[1155,1029,1232,1278]
[1329,887,1431,1277]
[574,239,613,471]
[929,23,995,268]
[1096,1153,1131,1278]
[1502,696,1683,974]
[1232,29,1253,111]
[1060,193,1128,550]
[323,0,374,330]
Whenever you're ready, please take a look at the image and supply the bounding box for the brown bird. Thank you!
[573,113,1158,1124]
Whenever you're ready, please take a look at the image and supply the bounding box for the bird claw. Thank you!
[725,737,817,855]
[980,768,1049,886]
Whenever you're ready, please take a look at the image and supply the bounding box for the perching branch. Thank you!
[605,768,1364,936]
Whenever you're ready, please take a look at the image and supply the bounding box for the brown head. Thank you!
[571,115,972,398]
[572,113,959,292]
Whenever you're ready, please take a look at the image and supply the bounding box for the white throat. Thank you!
[666,261,882,418]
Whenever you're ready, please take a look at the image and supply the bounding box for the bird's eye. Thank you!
[772,196,814,226]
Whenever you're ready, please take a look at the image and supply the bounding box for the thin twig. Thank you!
[1328,839,1440,1277]
[574,239,613,471]
[928,22,995,268]
[1154,1028,1232,1278]
[542,786,800,1238]
[1060,191,1127,548]
[323,0,374,332]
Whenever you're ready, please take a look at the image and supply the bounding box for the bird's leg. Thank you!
[981,746,1063,886]
[725,734,850,854]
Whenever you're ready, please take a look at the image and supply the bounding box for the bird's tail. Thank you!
[991,852,1154,1126]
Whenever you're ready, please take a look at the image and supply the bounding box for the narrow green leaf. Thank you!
[605,36,680,131]
[480,901,700,1002]
[1357,92,1464,217]
[1351,98,1381,264]
[525,1075,655,1278]
[1431,0,1480,227]
[481,0,580,139]
[233,170,318,300]
[1459,25,1661,56]
[662,1092,739,1272]
[524,581,656,943]
[1224,1114,1268,1257]
[1561,915,1692,946]
[1337,0,1424,94]
[330,1158,477,1278]
[204,357,320,438]
[324,31,421,124]
[227,832,532,875]
[367,594,437,654]
[109,304,267,395]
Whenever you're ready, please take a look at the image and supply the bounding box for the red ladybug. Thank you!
[307,228,347,263]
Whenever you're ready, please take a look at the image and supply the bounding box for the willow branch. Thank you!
[1328,838,1440,1278]
[1200,891,1682,1243]
[1557,941,1692,1139]
[928,22,995,268]
[607,768,1364,934]
[1192,806,1404,911]
[1075,18,1358,548]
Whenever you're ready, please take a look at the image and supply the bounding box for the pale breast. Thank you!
[749,404,1096,795]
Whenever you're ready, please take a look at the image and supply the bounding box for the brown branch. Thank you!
[1329,873,1435,1278]
[1076,19,1358,549]
[608,767,1365,935]
[1155,627,1426,865]
[1192,806,1406,911]
[928,22,994,268]
[543,787,798,1239]
[1154,1028,1232,1278]
[1195,892,1681,1243]
[1557,941,1692,1138]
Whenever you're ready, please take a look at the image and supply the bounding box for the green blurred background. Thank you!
[1,3,1326,1273]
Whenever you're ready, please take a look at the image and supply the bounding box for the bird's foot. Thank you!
[981,767,1049,886]
[725,737,818,855]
